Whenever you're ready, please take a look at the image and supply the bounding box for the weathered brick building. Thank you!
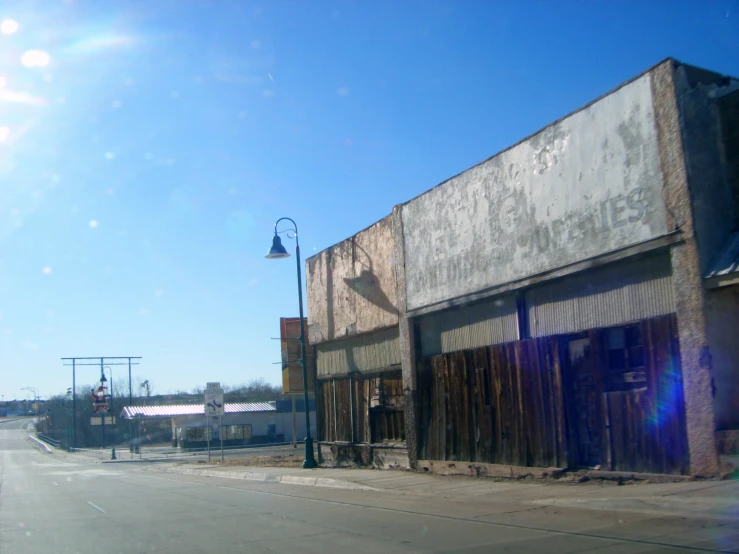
[306,59,739,476]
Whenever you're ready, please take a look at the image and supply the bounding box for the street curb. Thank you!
[147,466,378,491]
[28,434,53,453]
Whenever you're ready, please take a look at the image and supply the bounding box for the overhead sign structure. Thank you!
[280,317,316,395]
[204,384,224,417]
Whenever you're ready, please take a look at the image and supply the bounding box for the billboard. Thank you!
[280,317,315,395]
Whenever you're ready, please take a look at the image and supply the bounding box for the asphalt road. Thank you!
[1,418,736,553]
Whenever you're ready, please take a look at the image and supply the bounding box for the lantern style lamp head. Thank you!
[265,234,290,259]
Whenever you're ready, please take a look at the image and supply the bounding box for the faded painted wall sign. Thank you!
[402,74,667,311]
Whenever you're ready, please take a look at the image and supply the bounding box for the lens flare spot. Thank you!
[89,220,99,228]
[20,49,50,68]
[1,19,18,34]
[42,266,52,275]
[104,152,115,160]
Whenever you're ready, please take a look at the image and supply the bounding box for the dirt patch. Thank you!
[193,454,304,468]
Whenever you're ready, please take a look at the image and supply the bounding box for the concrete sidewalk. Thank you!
[147,462,739,523]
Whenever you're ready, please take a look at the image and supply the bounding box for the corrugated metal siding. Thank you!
[122,403,276,419]
[419,295,519,357]
[526,253,675,337]
[316,326,401,378]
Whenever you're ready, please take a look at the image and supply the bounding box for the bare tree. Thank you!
[226,378,283,402]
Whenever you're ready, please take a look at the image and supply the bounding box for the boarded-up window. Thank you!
[317,371,404,444]
[603,325,647,391]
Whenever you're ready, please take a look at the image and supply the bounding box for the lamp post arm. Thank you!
[274,217,298,239]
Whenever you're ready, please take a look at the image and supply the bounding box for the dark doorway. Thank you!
[564,335,602,468]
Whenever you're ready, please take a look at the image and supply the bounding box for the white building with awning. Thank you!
[121,401,316,448]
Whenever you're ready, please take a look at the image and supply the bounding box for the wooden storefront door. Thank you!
[560,314,689,474]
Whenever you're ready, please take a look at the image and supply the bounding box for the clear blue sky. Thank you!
[1,0,737,401]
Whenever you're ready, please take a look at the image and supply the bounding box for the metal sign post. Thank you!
[220,415,224,462]
[204,383,224,464]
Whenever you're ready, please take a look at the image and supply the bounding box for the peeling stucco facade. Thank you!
[306,215,399,345]
[402,74,667,311]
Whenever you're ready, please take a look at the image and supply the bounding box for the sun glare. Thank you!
[20,49,50,68]
[0,19,19,34]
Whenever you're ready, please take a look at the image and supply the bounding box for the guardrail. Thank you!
[179,441,291,454]
[134,441,293,458]
[37,434,61,448]
[68,448,104,460]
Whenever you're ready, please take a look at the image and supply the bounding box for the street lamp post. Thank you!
[98,369,108,452]
[104,366,116,460]
[266,217,317,469]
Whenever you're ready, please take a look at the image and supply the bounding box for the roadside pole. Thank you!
[220,415,224,463]
[207,414,211,463]
[292,394,297,448]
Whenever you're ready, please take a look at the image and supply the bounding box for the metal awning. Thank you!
[706,232,739,289]
[121,402,277,419]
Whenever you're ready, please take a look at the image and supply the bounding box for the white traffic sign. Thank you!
[204,387,224,417]
[206,382,220,390]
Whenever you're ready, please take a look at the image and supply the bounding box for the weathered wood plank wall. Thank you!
[318,371,404,443]
[417,337,567,467]
[317,315,687,474]
[417,314,688,474]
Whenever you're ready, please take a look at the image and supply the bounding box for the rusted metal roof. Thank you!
[121,402,276,419]
[706,232,739,288]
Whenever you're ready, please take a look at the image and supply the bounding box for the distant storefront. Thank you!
[121,400,316,448]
